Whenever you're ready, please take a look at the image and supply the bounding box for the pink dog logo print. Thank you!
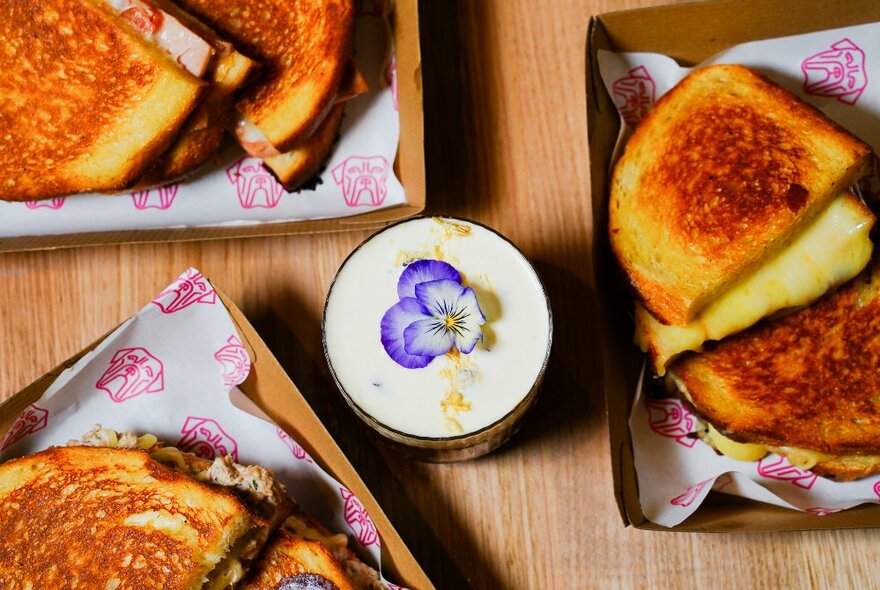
[276,428,313,463]
[25,197,65,210]
[611,65,656,126]
[226,156,285,209]
[178,417,238,461]
[757,456,818,490]
[151,269,217,314]
[806,507,843,516]
[96,347,164,403]
[332,156,390,207]
[214,336,251,388]
[131,184,178,210]
[384,53,399,111]
[646,398,697,448]
[0,404,49,452]
[873,479,880,499]
[670,478,712,508]
[340,487,379,547]
[802,38,868,105]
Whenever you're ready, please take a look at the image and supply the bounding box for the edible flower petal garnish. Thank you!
[381,260,486,368]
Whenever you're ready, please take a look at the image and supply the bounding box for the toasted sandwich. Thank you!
[667,255,880,481]
[0,446,260,588]
[609,64,874,374]
[174,0,356,155]
[2,0,208,201]
[74,425,295,588]
[241,510,385,590]
[128,0,259,183]
[262,104,345,189]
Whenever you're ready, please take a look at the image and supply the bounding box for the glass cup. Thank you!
[322,217,552,462]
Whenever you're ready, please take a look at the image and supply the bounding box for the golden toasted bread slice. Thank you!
[239,529,355,590]
[0,446,257,589]
[175,0,355,153]
[610,64,872,327]
[667,256,880,480]
[262,105,345,190]
[73,426,295,588]
[1,0,206,202]
[636,190,875,374]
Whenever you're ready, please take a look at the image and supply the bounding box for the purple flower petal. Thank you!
[397,260,461,299]
[380,298,434,368]
[451,287,486,353]
[414,279,467,316]
[403,318,456,357]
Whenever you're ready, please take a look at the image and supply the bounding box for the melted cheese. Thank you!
[707,424,768,462]
[637,192,874,375]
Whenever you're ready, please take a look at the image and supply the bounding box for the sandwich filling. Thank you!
[668,376,880,475]
[104,0,213,76]
[636,191,875,375]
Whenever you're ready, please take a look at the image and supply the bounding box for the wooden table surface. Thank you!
[2,0,880,588]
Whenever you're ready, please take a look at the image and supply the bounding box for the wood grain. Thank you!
[2,0,880,588]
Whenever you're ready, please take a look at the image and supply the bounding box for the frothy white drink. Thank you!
[324,217,551,438]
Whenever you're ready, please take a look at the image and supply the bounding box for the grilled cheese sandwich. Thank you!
[610,64,873,334]
[667,254,880,481]
[637,190,875,374]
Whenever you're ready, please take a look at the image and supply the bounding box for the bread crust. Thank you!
[669,257,880,457]
[609,64,872,325]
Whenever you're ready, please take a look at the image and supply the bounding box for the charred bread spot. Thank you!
[278,573,339,590]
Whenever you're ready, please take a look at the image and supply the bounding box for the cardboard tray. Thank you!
[0,286,434,589]
[586,0,880,532]
[0,0,425,253]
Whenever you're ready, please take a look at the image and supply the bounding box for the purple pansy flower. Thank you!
[381,260,486,368]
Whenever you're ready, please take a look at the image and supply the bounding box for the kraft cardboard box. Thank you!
[0,286,433,589]
[0,0,424,252]
[586,0,880,532]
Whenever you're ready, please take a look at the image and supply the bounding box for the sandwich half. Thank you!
[0,446,259,588]
[174,0,356,154]
[240,510,385,590]
[127,0,259,183]
[609,64,874,374]
[667,255,880,481]
[73,426,295,588]
[2,0,208,201]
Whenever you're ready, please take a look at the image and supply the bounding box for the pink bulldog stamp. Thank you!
[873,479,880,499]
[340,487,379,547]
[131,184,179,210]
[276,427,313,463]
[757,456,818,490]
[806,507,844,516]
[24,197,65,210]
[670,478,712,508]
[178,417,238,461]
[384,53,399,111]
[611,65,656,126]
[802,38,868,105]
[96,347,164,403]
[214,335,251,388]
[226,156,285,209]
[0,404,49,452]
[646,398,697,448]
[151,269,217,314]
[332,156,390,207]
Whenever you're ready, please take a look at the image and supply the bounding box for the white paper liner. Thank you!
[0,8,405,238]
[598,22,880,527]
[0,268,409,589]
